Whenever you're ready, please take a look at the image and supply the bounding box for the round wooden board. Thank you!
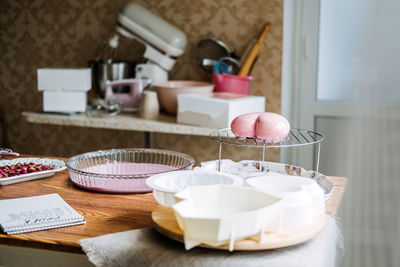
[152,205,327,251]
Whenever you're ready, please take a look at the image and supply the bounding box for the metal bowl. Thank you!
[89,60,136,98]
[66,148,194,193]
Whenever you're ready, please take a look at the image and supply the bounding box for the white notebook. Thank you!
[0,193,85,235]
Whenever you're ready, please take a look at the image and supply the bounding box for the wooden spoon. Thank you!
[238,23,271,77]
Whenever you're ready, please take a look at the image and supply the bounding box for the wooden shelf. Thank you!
[22,112,217,137]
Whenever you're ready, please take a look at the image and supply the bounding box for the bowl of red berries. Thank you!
[0,157,66,185]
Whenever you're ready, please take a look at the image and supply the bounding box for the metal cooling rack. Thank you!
[209,128,324,173]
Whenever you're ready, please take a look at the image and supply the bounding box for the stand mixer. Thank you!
[96,2,187,112]
[112,2,187,86]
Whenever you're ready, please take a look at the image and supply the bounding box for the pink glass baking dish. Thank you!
[66,148,195,193]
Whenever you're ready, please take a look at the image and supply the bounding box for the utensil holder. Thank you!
[139,91,160,120]
[212,74,253,95]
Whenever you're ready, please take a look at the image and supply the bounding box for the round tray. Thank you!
[152,205,327,251]
[209,128,324,148]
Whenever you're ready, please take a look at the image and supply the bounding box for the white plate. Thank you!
[0,158,66,185]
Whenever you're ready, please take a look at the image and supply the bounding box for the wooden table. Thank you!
[0,156,347,254]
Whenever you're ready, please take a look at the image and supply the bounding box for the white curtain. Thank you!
[316,0,400,266]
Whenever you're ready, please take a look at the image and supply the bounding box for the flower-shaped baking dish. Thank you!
[172,185,282,251]
[146,170,243,206]
[245,175,325,228]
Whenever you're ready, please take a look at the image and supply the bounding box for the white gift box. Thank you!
[37,68,91,91]
[177,93,265,128]
[37,68,91,112]
[43,91,87,113]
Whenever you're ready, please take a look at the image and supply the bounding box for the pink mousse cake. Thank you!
[231,112,290,141]
[230,112,263,139]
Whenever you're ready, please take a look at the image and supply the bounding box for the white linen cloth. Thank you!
[79,216,343,267]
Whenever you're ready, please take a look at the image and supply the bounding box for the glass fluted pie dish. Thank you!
[66,148,195,193]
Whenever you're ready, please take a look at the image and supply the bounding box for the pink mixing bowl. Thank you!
[153,81,214,115]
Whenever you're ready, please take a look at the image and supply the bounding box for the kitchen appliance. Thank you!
[89,60,136,99]
[134,64,167,88]
[111,3,187,85]
[86,98,122,117]
[105,79,143,111]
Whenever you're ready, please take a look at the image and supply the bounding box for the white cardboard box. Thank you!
[43,91,87,113]
[177,93,265,128]
[38,68,91,112]
[37,68,91,91]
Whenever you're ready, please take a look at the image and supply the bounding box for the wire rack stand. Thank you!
[209,128,324,173]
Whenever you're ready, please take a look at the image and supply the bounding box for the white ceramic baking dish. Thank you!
[146,170,243,206]
[172,185,282,251]
[245,175,325,228]
[196,159,334,199]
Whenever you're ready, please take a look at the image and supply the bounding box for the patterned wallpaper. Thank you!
[0,0,282,164]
